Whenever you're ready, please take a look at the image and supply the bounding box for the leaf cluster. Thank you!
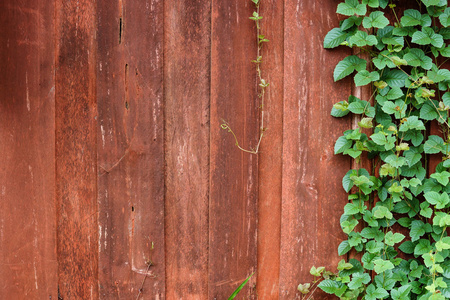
[300,1,450,299]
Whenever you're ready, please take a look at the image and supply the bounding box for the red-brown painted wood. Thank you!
[55,0,99,298]
[256,0,284,298]
[164,1,211,299]
[210,0,259,298]
[280,0,352,298]
[0,1,58,299]
[96,0,165,299]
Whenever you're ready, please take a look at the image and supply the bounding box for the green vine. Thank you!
[221,0,269,154]
[299,0,450,299]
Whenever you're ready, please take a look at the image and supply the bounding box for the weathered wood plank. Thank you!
[280,1,352,298]
[164,1,211,299]
[55,0,98,298]
[0,1,58,298]
[210,0,259,298]
[256,0,284,298]
[96,0,165,298]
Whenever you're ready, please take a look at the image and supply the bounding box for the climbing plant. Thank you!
[299,0,450,299]
[220,0,268,154]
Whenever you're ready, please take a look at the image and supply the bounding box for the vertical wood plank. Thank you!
[0,1,57,298]
[55,0,98,298]
[280,0,352,298]
[97,0,165,298]
[164,1,210,299]
[210,0,259,298]
[256,0,284,299]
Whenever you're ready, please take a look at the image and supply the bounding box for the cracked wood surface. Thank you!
[97,0,165,299]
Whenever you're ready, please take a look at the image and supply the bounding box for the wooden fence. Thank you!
[0,0,355,299]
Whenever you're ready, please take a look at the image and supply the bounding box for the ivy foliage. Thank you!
[300,1,450,299]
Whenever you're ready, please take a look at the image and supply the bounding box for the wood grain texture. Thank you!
[210,0,259,298]
[0,1,57,299]
[164,1,210,299]
[256,0,284,298]
[280,0,352,298]
[55,0,98,298]
[96,0,165,299]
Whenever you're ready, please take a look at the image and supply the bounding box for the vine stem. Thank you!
[221,0,267,155]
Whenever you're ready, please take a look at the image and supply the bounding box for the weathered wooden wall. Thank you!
[0,0,354,299]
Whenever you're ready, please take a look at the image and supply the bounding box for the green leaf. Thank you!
[362,11,389,28]
[399,116,426,132]
[381,36,404,47]
[382,69,408,87]
[422,0,441,6]
[391,56,408,66]
[439,8,450,27]
[349,31,378,47]
[436,237,450,251]
[318,279,339,294]
[348,99,370,114]
[411,27,444,48]
[380,163,396,176]
[441,27,450,39]
[373,51,396,69]
[440,46,450,58]
[385,154,406,168]
[424,135,444,154]
[333,55,367,81]
[341,16,363,31]
[420,202,433,218]
[391,285,411,300]
[227,273,254,300]
[371,132,387,146]
[335,136,353,154]
[430,171,450,186]
[348,272,371,289]
[354,70,380,86]
[384,231,405,246]
[373,259,394,274]
[362,0,379,7]
[324,28,348,48]
[366,284,389,300]
[338,240,352,256]
[337,0,367,16]
[361,227,384,241]
[397,217,412,228]
[338,259,354,271]
[380,100,397,114]
[344,203,362,215]
[443,92,450,107]
[427,69,450,83]
[420,101,439,121]
[386,87,404,100]
[414,239,432,255]
[341,218,359,234]
[403,48,432,70]
[297,283,310,295]
[399,241,415,254]
[400,9,422,26]
[358,117,373,128]
[373,205,393,219]
[410,220,427,242]
[424,191,449,209]
[310,266,325,277]
[342,170,356,192]
[331,101,350,117]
